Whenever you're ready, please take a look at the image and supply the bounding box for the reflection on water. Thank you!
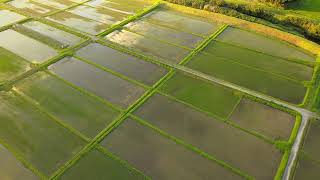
[68,5,126,24]
[76,43,168,85]
[0,144,38,180]
[21,21,82,48]
[8,0,56,15]
[106,30,190,64]
[126,20,204,48]
[0,29,58,63]
[49,57,146,108]
[47,11,107,35]
[0,47,30,82]
[0,10,26,28]
[144,10,219,36]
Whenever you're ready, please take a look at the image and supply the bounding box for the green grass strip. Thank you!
[213,39,315,67]
[178,24,228,65]
[50,67,174,179]
[129,114,254,179]
[201,51,306,84]
[274,150,290,180]
[96,39,171,69]
[157,90,276,145]
[0,138,47,179]
[46,70,123,112]
[97,1,162,37]
[96,146,151,180]
[73,55,150,89]
[300,61,320,108]
[12,89,91,142]
[12,84,146,180]
[123,27,193,51]
[142,16,207,38]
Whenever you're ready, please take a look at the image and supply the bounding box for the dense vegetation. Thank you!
[165,0,320,42]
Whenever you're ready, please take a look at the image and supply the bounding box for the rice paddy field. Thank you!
[293,119,320,179]
[0,0,319,179]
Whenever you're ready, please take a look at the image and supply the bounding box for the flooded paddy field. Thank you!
[0,0,317,179]
[293,120,320,180]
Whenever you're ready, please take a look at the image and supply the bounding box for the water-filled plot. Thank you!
[143,9,222,36]
[300,120,320,162]
[85,0,150,14]
[68,5,127,25]
[0,9,25,28]
[0,47,30,82]
[106,30,191,64]
[230,98,296,140]
[203,41,313,82]
[0,91,86,176]
[7,0,57,16]
[186,52,307,104]
[159,72,240,118]
[125,20,204,48]
[101,118,242,180]
[17,21,83,49]
[293,154,320,180]
[133,94,283,179]
[49,57,146,109]
[0,144,38,180]
[293,120,320,179]
[216,27,316,62]
[46,0,150,35]
[32,0,76,9]
[46,11,108,35]
[0,29,58,63]
[60,149,144,180]
[76,43,168,86]
[14,71,120,138]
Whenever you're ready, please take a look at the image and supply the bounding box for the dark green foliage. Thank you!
[165,0,320,42]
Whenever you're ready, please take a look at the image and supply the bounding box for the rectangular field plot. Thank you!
[301,120,320,161]
[67,5,127,25]
[101,118,242,180]
[60,149,144,180]
[0,47,30,82]
[216,27,315,61]
[49,57,146,108]
[0,91,86,176]
[106,30,191,64]
[14,71,120,138]
[76,43,168,86]
[46,11,108,35]
[133,94,282,179]
[0,9,26,28]
[293,154,320,180]
[32,0,76,9]
[203,41,313,82]
[143,9,222,36]
[85,0,150,14]
[17,21,83,49]
[230,98,296,140]
[186,53,307,104]
[159,72,240,118]
[0,144,38,180]
[0,29,58,63]
[125,20,204,48]
[7,0,57,16]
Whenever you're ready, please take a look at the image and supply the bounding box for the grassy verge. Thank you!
[164,0,320,43]
[161,2,320,55]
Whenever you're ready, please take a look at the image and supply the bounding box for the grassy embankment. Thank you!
[164,0,320,43]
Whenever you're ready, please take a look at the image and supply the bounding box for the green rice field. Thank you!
[0,0,318,179]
